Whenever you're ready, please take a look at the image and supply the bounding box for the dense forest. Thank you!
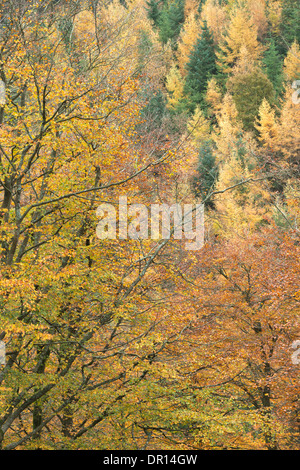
[0,0,299,450]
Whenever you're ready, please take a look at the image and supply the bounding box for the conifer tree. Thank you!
[158,0,185,47]
[146,0,162,27]
[201,0,228,45]
[255,98,279,149]
[283,40,300,83]
[217,8,264,74]
[166,64,185,111]
[280,0,300,48]
[192,140,218,208]
[184,20,217,112]
[176,11,200,76]
[227,49,275,132]
[187,105,211,145]
[262,38,284,96]
[205,76,223,115]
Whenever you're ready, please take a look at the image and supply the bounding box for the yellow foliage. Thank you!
[245,0,268,39]
[201,0,228,44]
[176,11,200,76]
[184,0,199,18]
[266,0,282,35]
[214,155,271,237]
[187,106,211,146]
[165,64,185,110]
[73,10,96,40]
[217,8,264,73]
[205,77,223,114]
[213,93,243,161]
[276,88,300,160]
[255,98,279,148]
[283,40,300,83]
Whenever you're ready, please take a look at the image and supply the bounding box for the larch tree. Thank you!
[176,10,200,76]
[217,8,264,75]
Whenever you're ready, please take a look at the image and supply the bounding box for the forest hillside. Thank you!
[0,0,299,450]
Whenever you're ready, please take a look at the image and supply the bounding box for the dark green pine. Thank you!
[184,21,217,113]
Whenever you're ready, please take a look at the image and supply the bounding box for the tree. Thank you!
[280,0,300,49]
[245,0,268,40]
[255,98,279,150]
[184,20,217,112]
[176,10,200,76]
[0,0,207,450]
[262,37,284,96]
[283,40,300,83]
[187,105,211,146]
[213,92,244,161]
[227,49,275,131]
[186,228,300,448]
[200,0,228,45]
[145,0,162,27]
[217,8,264,74]
[158,0,185,47]
[205,76,223,117]
[165,64,186,112]
[192,140,218,208]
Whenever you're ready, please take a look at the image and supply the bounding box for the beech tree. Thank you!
[0,0,204,450]
[1,0,299,452]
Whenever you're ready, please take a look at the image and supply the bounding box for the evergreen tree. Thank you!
[197,0,206,15]
[280,0,300,51]
[262,38,284,96]
[184,21,217,112]
[217,8,263,75]
[145,0,162,28]
[158,0,185,47]
[141,89,167,128]
[192,140,218,208]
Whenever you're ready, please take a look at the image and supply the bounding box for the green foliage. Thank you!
[280,0,300,50]
[157,0,185,47]
[184,21,217,113]
[141,89,167,127]
[229,68,275,131]
[192,140,218,208]
[145,0,163,27]
[197,0,206,15]
[262,38,284,97]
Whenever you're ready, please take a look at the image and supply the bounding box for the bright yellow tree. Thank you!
[217,8,264,74]
[176,11,200,76]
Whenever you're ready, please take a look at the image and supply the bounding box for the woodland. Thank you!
[0,0,299,450]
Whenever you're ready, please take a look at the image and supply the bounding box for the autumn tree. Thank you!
[217,8,264,75]
[227,56,275,131]
[280,0,300,48]
[184,229,300,449]
[146,0,163,27]
[262,37,284,96]
[176,10,200,76]
[0,0,207,450]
